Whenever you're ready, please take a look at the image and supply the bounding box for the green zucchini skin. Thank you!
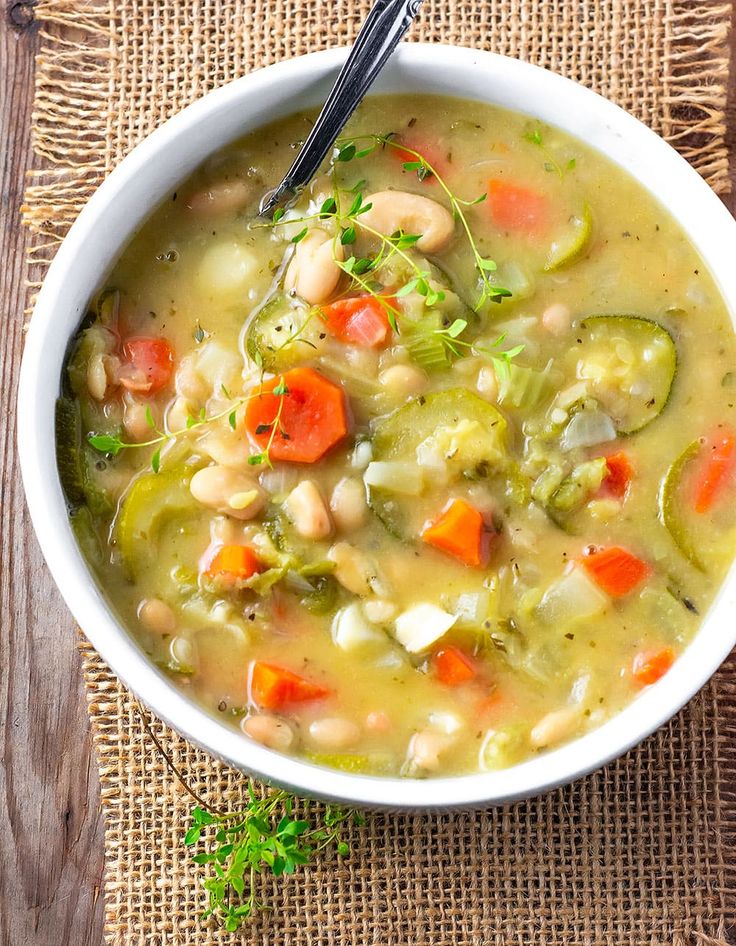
[658,440,705,571]
[544,202,593,273]
[56,396,114,518]
[576,315,677,434]
[114,466,199,578]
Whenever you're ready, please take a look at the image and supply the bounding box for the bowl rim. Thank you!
[17,43,736,810]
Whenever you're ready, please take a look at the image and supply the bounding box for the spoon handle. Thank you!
[259,0,424,216]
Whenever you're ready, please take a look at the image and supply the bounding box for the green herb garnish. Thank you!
[248,377,289,468]
[185,794,362,932]
[87,397,250,471]
[523,125,576,179]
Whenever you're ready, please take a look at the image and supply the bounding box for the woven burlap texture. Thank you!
[23,1,735,943]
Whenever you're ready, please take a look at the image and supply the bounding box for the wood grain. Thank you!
[0,6,106,946]
[0,3,735,944]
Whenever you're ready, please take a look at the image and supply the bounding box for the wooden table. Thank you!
[1,5,735,944]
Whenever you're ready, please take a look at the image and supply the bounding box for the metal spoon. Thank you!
[259,0,424,217]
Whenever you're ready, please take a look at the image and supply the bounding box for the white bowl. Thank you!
[18,44,736,809]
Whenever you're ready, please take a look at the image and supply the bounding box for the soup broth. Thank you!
[59,94,736,778]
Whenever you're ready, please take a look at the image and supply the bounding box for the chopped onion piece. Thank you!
[332,603,385,651]
[364,461,424,495]
[537,565,609,625]
[452,591,492,628]
[554,381,589,409]
[394,603,457,653]
[560,409,616,450]
[351,440,373,471]
[429,711,464,734]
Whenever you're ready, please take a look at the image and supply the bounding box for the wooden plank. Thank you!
[0,5,106,945]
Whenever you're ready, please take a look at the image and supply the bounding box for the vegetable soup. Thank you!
[58,94,736,778]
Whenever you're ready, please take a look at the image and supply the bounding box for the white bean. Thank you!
[529,706,582,748]
[351,440,373,471]
[284,228,343,305]
[329,477,367,532]
[87,353,119,401]
[138,598,176,634]
[284,480,332,539]
[365,710,392,734]
[169,635,197,671]
[453,355,481,378]
[87,355,108,401]
[379,363,428,397]
[123,395,155,443]
[242,714,295,751]
[407,729,453,772]
[360,191,455,253]
[328,542,380,596]
[308,717,360,749]
[541,302,572,335]
[190,465,266,520]
[84,326,119,400]
[186,180,252,216]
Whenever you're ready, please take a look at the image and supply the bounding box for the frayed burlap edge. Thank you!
[21,0,733,251]
[664,0,731,186]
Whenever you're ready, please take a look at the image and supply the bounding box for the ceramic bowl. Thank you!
[18,45,736,808]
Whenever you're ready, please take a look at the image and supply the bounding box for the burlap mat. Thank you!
[22,1,736,943]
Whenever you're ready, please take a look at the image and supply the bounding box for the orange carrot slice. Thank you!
[421,498,489,567]
[206,545,260,583]
[580,545,651,597]
[488,180,548,234]
[120,336,174,393]
[693,430,736,513]
[250,661,330,710]
[320,295,392,347]
[433,646,476,686]
[392,135,448,183]
[244,367,348,464]
[632,648,674,686]
[600,452,634,500]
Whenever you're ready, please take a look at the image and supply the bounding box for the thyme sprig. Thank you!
[185,793,362,932]
[136,697,363,934]
[248,376,290,468]
[258,133,511,324]
[432,317,525,381]
[334,134,511,309]
[261,205,448,336]
[87,393,246,470]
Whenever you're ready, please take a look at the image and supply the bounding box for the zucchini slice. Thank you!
[544,204,592,272]
[114,466,200,577]
[302,751,397,775]
[245,295,317,372]
[658,440,705,571]
[575,315,677,433]
[368,388,507,538]
[56,396,114,518]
